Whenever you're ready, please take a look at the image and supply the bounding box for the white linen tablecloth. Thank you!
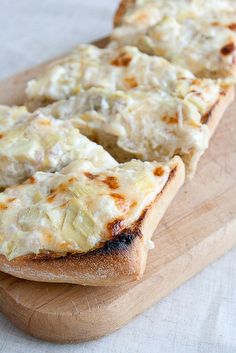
[0,1,236,352]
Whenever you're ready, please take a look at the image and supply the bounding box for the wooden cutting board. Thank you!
[0,38,236,343]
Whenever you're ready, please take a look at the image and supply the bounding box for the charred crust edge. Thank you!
[29,165,177,262]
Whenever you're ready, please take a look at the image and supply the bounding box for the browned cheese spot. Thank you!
[84,172,97,180]
[154,166,165,177]
[111,52,132,67]
[0,203,8,210]
[51,177,77,195]
[228,23,236,31]
[124,76,138,88]
[107,218,124,237]
[47,194,57,203]
[110,193,127,210]
[102,176,119,189]
[191,78,202,85]
[221,42,235,55]
[162,115,178,124]
[26,176,36,184]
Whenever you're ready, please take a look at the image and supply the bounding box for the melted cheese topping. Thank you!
[0,158,172,260]
[0,108,117,189]
[119,0,236,28]
[112,0,236,78]
[40,87,212,176]
[26,45,198,108]
[0,105,28,132]
[112,17,236,78]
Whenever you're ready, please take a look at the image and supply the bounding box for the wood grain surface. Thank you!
[0,38,235,343]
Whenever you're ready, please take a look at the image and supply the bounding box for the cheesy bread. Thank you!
[26,45,198,109]
[0,156,185,285]
[0,107,117,189]
[113,0,236,78]
[1,0,235,286]
[39,79,234,177]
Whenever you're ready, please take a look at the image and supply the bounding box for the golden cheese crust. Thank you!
[0,157,185,286]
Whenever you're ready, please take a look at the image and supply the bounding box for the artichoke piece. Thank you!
[61,198,101,252]
[18,207,42,231]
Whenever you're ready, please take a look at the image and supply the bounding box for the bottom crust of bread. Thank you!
[0,157,185,286]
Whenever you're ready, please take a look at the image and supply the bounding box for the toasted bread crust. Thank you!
[204,87,234,138]
[114,0,135,27]
[185,87,234,176]
[0,157,185,286]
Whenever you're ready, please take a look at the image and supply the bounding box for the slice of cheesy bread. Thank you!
[25,45,233,111]
[112,17,236,78]
[39,85,234,177]
[113,0,236,78]
[0,156,185,286]
[0,106,117,189]
[25,45,200,109]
